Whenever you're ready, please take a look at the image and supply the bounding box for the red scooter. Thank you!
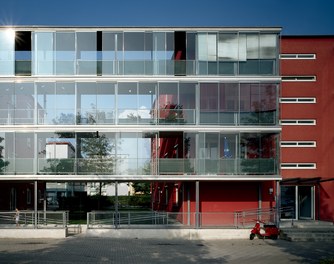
[250,220,279,240]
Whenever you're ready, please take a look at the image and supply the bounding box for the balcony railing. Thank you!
[0,108,278,126]
[0,210,68,228]
[1,157,278,176]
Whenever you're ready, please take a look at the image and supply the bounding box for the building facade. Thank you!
[0,27,281,225]
[280,36,334,222]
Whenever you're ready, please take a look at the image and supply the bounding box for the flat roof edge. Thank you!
[0,25,282,32]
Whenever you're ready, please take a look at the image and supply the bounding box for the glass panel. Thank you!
[15,133,34,174]
[246,33,259,59]
[124,32,145,75]
[184,133,196,174]
[15,82,34,124]
[138,132,154,175]
[38,132,75,174]
[240,83,259,125]
[97,82,115,124]
[158,132,184,174]
[219,83,238,124]
[0,132,9,174]
[33,32,54,75]
[240,34,259,75]
[77,82,97,124]
[260,34,276,59]
[0,83,15,125]
[54,83,75,124]
[138,83,156,124]
[218,33,238,61]
[179,83,196,124]
[102,32,116,75]
[186,33,196,75]
[259,83,277,124]
[198,33,216,61]
[158,83,178,124]
[200,83,218,124]
[152,32,174,75]
[238,34,247,61]
[118,83,138,124]
[165,32,174,75]
[77,132,116,175]
[281,186,296,219]
[201,133,219,174]
[145,32,153,75]
[118,132,138,175]
[0,30,15,75]
[55,32,75,75]
[76,32,97,75]
[240,133,277,174]
[37,82,56,125]
[299,186,313,219]
[219,134,237,174]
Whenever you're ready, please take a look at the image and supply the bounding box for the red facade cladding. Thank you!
[178,181,276,226]
[281,36,334,222]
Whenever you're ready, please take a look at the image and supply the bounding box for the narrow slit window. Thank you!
[282,76,316,82]
[280,54,316,59]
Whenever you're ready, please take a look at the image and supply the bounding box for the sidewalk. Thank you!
[0,236,333,263]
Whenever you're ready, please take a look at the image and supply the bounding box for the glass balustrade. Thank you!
[0,157,277,176]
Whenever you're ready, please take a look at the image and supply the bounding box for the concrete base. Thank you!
[84,228,250,240]
[0,228,67,239]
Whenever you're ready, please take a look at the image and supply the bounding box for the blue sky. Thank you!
[0,0,333,35]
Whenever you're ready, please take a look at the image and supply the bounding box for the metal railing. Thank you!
[87,207,292,229]
[0,211,68,228]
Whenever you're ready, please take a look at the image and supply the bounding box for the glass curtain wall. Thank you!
[1,131,279,176]
[2,29,279,76]
[2,81,278,125]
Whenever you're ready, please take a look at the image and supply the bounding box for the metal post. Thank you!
[276,180,281,226]
[43,191,47,225]
[34,180,38,228]
[258,182,262,221]
[195,181,199,229]
[115,181,118,229]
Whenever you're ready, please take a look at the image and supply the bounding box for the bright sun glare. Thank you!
[5,28,15,40]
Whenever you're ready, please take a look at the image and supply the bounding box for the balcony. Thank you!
[0,157,278,177]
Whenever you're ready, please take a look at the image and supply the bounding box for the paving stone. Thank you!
[0,236,333,263]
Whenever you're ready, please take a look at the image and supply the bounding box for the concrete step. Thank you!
[280,220,334,228]
[280,227,334,242]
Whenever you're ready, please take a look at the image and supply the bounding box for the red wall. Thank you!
[281,36,334,221]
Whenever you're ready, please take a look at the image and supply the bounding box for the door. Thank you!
[298,186,314,220]
[280,185,314,220]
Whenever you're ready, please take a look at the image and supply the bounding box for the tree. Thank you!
[132,182,151,195]
[0,137,9,174]
[79,133,117,209]
[52,113,75,125]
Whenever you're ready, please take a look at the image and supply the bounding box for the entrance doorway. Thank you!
[280,185,314,220]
